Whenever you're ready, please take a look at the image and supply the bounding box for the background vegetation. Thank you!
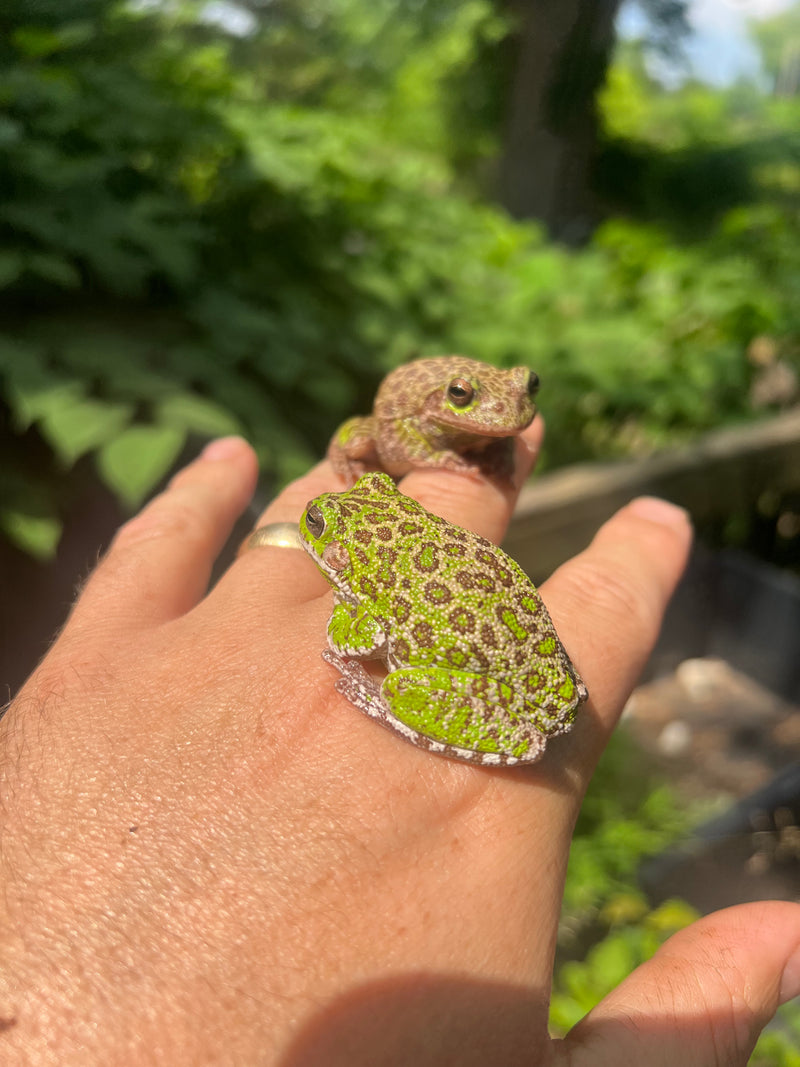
[554,732,800,1064]
[2,0,799,557]
[2,2,799,1058]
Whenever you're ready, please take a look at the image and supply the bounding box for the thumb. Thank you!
[559,901,800,1067]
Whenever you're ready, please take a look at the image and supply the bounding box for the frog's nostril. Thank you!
[527,371,540,398]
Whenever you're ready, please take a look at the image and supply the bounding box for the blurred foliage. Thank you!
[752,3,800,95]
[550,898,700,1035]
[596,37,800,230]
[3,7,799,1055]
[752,1003,800,1067]
[550,729,695,1030]
[552,730,800,1066]
[0,0,517,554]
[552,890,800,1066]
[560,730,696,931]
[1,0,799,556]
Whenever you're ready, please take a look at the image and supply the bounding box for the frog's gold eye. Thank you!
[527,370,540,398]
[447,377,475,407]
[305,505,326,539]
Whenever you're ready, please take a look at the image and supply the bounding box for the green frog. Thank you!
[327,355,539,485]
[300,472,587,765]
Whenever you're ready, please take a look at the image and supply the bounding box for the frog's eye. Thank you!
[447,377,475,407]
[527,370,540,398]
[305,505,326,539]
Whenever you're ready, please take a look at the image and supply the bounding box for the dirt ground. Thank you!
[624,658,800,913]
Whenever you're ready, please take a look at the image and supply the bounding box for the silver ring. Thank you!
[243,522,302,551]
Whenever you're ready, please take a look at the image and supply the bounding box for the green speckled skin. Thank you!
[327,355,539,485]
[300,473,587,766]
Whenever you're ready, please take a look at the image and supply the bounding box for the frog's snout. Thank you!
[527,371,540,399]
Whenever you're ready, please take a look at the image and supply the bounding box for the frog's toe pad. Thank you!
[322,650,387,720]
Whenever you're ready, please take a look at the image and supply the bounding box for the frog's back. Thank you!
[385,522,559,672]
[335,478,564,678]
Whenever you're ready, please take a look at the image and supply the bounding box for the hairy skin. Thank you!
[1,429,798,1066]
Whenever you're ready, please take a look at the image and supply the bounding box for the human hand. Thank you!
[1,429,798,1066]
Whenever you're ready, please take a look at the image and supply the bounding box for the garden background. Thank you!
[2,0,799,1060]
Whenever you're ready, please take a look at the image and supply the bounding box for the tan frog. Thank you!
[327,355,539,485]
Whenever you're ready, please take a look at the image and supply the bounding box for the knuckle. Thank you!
[113,489,205,552]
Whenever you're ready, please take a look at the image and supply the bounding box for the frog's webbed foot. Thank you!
[321,650,390,723]
[460,437,516,484]
[575,674,589,706]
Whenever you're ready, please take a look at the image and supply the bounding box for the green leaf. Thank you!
[26,253,81,290]
[96,424,186,509]
[39,396,134,466]
[155,393,241,437]
[588,933,638,990]
[11,26,63,59]
[0,251,25,288]
[57,333,174,399]
[0,509,62,560]
[646,899,699,933]
[9,378,85,434]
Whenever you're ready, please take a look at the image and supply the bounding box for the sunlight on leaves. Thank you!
[97,424,186,509]
[0,509,62,561]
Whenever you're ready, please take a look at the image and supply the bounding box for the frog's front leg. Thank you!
[382,667,547,765]
[327,415,380,483]
[327,599,387,659]
[323,600,395,724]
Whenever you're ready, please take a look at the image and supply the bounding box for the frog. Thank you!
[299,472,587,766]
[327,355,540,486]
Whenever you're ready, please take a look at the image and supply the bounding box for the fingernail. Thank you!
[628,496,691,529]
[780,947,800,1004]
[201,436,247,461]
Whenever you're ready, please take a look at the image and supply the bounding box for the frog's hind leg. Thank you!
[327,416,380,483]
[382,667,548,766]
[322,655,549,766]
[385,711,546,767]
[322,650,394,726]
[321,651,474,759]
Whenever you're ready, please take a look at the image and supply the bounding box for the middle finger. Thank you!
[226,418,546,609]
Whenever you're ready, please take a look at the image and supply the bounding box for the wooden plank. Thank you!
[505,409,800,581]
